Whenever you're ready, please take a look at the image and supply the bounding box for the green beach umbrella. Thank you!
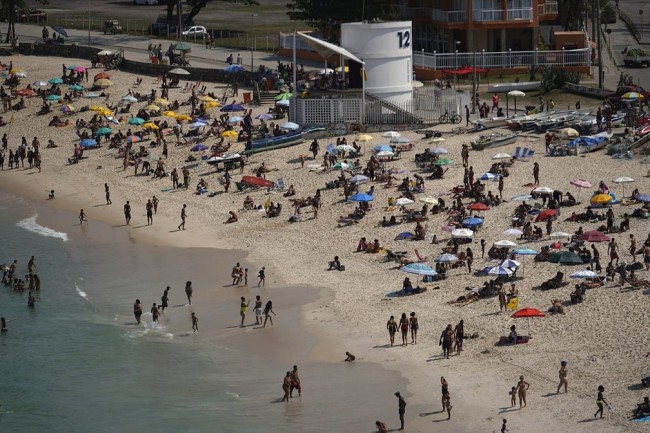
[173,42,191,51]
[434,158,453,166]
[127,117,145,125]
[96,127,112,136]
[274,92,292,101]
[69,84,84,92]
[48,77,63,85]
[46,94,61,101]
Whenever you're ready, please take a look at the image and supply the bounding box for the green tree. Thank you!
[166,0,258,27]
[1,0,48,43]
[285,0,393,40]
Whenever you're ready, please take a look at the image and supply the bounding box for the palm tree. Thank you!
[1,0,47,43]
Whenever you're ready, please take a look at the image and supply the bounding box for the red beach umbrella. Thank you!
[535,209,557,222]
[467,202,490,211]
[94,72,111,81]
[577,230,610,243]
[511,307,545,318]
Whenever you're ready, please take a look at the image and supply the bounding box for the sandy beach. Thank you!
[1,52,649,433]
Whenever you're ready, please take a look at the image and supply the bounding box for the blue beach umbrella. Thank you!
[633,193,650,203]
[224,64,245,73]
[512,247,537,256]
[401,263,437,276]
[84,92,100,99]
[191,144,208,152]
[500,259,521,269]
[479,172,499,181]
[395,231,415,240]
[79,138,97,147]
[188,121,207,129]
[349,192,373,202]
[487,266,513,277]
[373,144,393,153]
[220,103,245,112]
[461,217,484,228]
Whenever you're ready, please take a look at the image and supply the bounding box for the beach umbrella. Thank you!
[142,123,159,130]
[441,225,455,233]
[500,259,521,269]
[451,228,474,239]
[434,158,453,166]
[511,307,545,336]
[503,228,523,236]
[535,209,557,222]
[382,131,401,138]
[84,92,100,99]
[224,64,245,73]
[203,101,220,109]
[144,104,161,112]
[276,99,290,107]
[467,202,490,211]
[356,134,373,142]
[612,176,634,198]
[227,116,243,124]
[60,104,76,113]
[419,196,439,205]
[48,77,63,85]
[435,253,458,264]
[621,91,644,100]
[175,114,192,122]
[461,217,483,228]
[172,42,192,51]
[570,178,592,189]
[73,66,86,73]
[429,147,448,155]
[95,127,112,136]
[395,198,414,206]
[577,230,610,243]
[590,194,612,205]
[533,186,554,195]
[549,231,572,240]
[511,194,533,201]
[373,144,393,153]
[168,68,190,75]
[79,138,97,147]
[558,251,584,265]
[275,92,292,101]
[479,172,499,181]
[96,50,112,56]
[395,232,415,240]
[492,152,511,160]
[429,137,445,144]
[401,263,437,283]
[89,105,109,112]
[104,115,119,125]
[154,98,169,106]
[14,71,27,78]
[349,175,369,184]
[633,193,650,203]
[220,130,238,138]
[494,240,517,248]
[199,95,215,102]
[188,122,206,130]
[487,266,513,277]
[94,79,113,88]
[127,135,141,143]
[14,89,35,97]
[570,269,598,279]
[349,192,373,202]
[336,144,356,153]
[375,150,394,158]
[220,103,245,112]
[69,84,84,92]
[127,117,145,125]
[332,162,349,171]
[191,144,208,152]
[163,111,177,118]
[255,113,273,120]
[33,80,49,86]
[508,90,525,113]
[513,247,537,255]
[94,72,111,81]
[390,137,410,144]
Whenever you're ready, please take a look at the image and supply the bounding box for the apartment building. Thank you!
[388,0,558,53]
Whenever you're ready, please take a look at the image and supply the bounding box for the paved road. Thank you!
[602,15,650,90]
[617,0,650,44]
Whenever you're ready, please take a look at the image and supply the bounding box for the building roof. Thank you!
[297,32,365,64]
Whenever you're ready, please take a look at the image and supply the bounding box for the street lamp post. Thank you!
[640,10,644,40]
[251,14,258,72]
[595,0,615,90]
[88,0,91,45]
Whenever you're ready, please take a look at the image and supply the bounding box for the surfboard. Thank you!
[241,176,274,189]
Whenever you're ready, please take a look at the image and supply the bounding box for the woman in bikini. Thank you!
[133,299,143,324]
[386,315,398,346]
[399,313,409,346]
[557,360,568,393]
[409,312,419,344]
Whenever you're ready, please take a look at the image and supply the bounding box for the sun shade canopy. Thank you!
[296,32,365,65]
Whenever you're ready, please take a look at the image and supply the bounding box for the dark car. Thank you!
[605,85,650,108]
[17,8,47,23]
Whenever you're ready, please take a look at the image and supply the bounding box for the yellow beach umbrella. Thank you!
[90,105,109,112]
[142,123,159,130]
[590,194,612,205]
[221,130,238,138]
[154,98,169,106]
[144,104,161,112]
[10,68,24,73]
[199,96,215,102]
[98,109,114,116]
[94,78,113,88]
[163,110,177,118]
[175,114,192,121]
[203,101,219,109]
[356,134,373,142]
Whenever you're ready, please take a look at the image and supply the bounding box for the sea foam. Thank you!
[16,215,68,242]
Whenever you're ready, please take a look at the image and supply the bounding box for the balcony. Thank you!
[473,9,505,21]
[507,7,533,20]
[538,1,558,18]
[432,9,467,23]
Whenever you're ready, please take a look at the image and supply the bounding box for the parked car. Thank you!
[134,0,158,5]
[103,20,123,35]
[182,26,207,38]
[622,46,650,68]
[17,8,47,22]
[150,22,176,36]
[605,85,650,108]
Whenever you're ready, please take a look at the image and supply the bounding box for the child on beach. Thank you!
[509,386,516,407]
[258,267,265,287]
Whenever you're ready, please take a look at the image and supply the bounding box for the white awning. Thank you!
[296,32,365,65]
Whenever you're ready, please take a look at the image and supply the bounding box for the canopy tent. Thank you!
[296,32,364,65]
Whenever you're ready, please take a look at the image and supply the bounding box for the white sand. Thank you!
[1,54,649,433]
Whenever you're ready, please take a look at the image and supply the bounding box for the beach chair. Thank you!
[512,146,521,159]
[276,178,285,191]
[520,148,530,160]
[526,150,535,159]
[179,82,190,93]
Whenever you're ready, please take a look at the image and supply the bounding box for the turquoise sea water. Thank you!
[0,191,406,433]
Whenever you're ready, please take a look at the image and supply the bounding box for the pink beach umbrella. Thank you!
[570,178,592,197]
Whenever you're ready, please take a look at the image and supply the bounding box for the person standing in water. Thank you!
[160,286,170,312]
[394,391,406,431]
[282,371,292,402]
[133,299,143,324]
[27,291,35,308]
[151,303,160,323]
[1,317,9,333]
[239,297,250,327]
[191,312,199,332]
[184,281,193,305]
[79,209,87,224]
[290,365,301,397]
[557,361,568,393]
[254,295,262,325]
[594,385,608,418]
[263,300,276,327]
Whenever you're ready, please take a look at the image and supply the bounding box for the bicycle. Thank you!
[439,110,462,124]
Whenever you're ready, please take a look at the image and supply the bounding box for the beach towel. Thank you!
[506,297,518,311]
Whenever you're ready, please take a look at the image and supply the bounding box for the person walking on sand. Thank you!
[533,162,540,185]
[257,267,266,287]
[409,312,418,344]
[387,315,397,346]
[239,296,250,327]
[263,300,276,327]
[557,360,568,393]
[594,385,608,418]
[178,204,187,230]
[501,418,509,433]
[104,183,111,205]
[79,209,87,224]
[146,200,153,225]
[254,295,262,325]
[160,286,170,312]
[394,391,406,431]
[151,303,160,323]
[398,313,409,346]
[454,319,464,355]
[231,262,242,286]
[608,238,619,267]
[191,312,199,332]
[290,365,301,397]
[133,299,143,324]
[184,280,193,305]
[282,371,291,402]
[124,201,131,225]
[515,375,529,408]
[152,195,159,213]
[441,376,449,410]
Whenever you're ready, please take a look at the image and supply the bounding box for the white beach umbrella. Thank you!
[612,176,634,198]
[435,253,458,263]
[549,231,572,239]
[395,198,415,206]
[382,131,401,138]
[503,228,523,236]
[348,175,369,184]
[376,150,394,157]
[419,196,439,205]
[533,186,554,195]
[451,228,474,238]
[492,152,511,160]
[570,269,598,279]
[494,240,517,248]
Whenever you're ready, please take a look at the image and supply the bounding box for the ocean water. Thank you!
[0,191,407,433]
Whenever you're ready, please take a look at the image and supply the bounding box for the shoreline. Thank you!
[1,54,648,432]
